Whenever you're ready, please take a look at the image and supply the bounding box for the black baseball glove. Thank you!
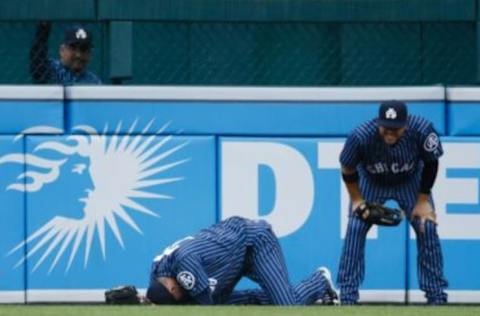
[105,285,140,305]
[354,202,404,226]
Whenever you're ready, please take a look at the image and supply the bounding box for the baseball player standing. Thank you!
[147,216,338,305]
[337,100,448,305]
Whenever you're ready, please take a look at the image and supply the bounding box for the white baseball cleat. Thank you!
[315,266,340,305]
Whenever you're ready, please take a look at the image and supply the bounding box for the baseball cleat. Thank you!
[316,266,340,305]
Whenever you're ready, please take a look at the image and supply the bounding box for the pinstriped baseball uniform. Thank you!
[150,216,329,305]
[337,115,448,304]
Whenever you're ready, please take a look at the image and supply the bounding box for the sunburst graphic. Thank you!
[0,120,189,273]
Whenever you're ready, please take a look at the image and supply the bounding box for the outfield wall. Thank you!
[0,85,479,304]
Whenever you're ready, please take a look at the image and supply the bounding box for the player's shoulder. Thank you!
[174,240,200,259]
[349,118,377,142]
[407,115,435,134]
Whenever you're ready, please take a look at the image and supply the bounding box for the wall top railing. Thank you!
[1,0,476,22]
[446,87,480,101]
[0,85,63,100]
[64,86,445,101]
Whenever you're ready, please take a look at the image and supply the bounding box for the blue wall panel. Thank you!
[0,136,25,302]
[0,101,63,134]
[448,102,480,135]
[3,85,480,302]
[220,137,406,296]
[68,100,445,136]
[408,138,480,302]
[23,135,216,292]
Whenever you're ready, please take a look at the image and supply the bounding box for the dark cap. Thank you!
[377,100,408,129]
[146,281,177,305]
[63,25,92,48]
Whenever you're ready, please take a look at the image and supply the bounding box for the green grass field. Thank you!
[0,305,479,316]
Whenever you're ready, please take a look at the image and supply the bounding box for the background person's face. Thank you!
[60,44,91,74]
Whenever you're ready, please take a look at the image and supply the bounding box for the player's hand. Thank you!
[411,199,437,233]
[352,199,367,218]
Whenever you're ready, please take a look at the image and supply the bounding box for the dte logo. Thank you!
[221,140,480,240]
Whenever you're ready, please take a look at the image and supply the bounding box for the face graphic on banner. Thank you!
[0,121,188,273]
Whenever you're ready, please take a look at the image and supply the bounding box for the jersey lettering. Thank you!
[153,236,194,262]
[208,278,218,292]
[366,161,414,175]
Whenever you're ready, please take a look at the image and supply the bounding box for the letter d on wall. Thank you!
[221,141,314,237]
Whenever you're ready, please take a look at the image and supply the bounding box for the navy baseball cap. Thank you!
[377,100,408,129]
[63,26,93,48]
[146,281,177,305]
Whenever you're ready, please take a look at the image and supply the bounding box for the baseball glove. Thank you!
[105,285,140,305]
[354,202,404,226]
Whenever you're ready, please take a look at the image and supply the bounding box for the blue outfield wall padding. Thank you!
[0,136,26,303]
[65,86,446,136]
[0,86,64,134]
[447,87,480,136]
[22,134,216,300]
[0,101,63,134]
[67,101,445,136]
[5,85,480,302]
[221,136,480,302]
[220,137,407,297]
[408,137,480,302]
[447,102,480,135]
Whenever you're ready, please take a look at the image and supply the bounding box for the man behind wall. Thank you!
[30,22,101,85]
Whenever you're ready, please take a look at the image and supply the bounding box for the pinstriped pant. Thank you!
[223,222,329,305]
[337,177,448,304]
[224,274,327,305]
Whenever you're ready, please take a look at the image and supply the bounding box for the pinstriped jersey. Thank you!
[150,216,273,303]
[340,115,443,186]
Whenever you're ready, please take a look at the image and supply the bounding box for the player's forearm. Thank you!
[419,160,439,194]
[341,166,364,204]
[344,181,364,204]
